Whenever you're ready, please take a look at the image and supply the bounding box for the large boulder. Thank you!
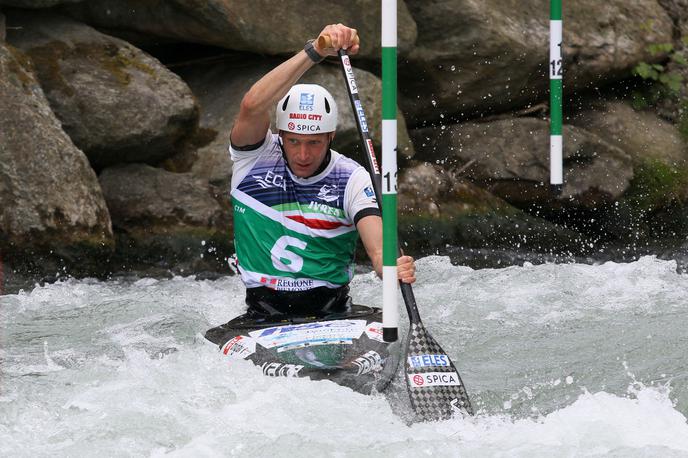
[172,57,415,189]
[98,164,232,272]
[0,43,113,271]
[414,117,634,211]
[60,0,417,59]
[397,162,586,255]
[6,10,198,170]
[401,0,674,125]
[572,101,687,167]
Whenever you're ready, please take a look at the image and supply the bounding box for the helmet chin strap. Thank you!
[278,133,333,179]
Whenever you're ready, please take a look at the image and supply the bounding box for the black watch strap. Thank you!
[304,39,325,63]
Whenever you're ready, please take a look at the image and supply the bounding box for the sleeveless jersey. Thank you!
[230,132,378,291]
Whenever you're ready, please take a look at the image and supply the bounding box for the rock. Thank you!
[98,164,232,271]
[413,117,634,210]
[170,58,277,188]
[0,43,113,271]
[397,162,586,254]
[573,100,688,239]
[401,0,673,125]
[6,10,198,170]
[658,0,688,35]
[171,57,416,189]
[571,101,687,167]
[60,0,417,59]
[0,0,81,7]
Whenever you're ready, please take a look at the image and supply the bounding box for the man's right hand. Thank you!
[315,23,360,57]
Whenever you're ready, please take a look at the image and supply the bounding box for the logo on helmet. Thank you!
[296,124,321,132]
[288,122,296,130]
[299,92,315,111]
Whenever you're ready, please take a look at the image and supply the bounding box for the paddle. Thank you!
[319,35,474,419]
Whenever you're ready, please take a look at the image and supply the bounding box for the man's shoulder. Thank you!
[230,131,280,161]
[331,150,365,173]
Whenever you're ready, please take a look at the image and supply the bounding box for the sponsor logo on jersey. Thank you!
[352,351,383,376]
[408,371,462,387]
[261,362,304,377]
[317,184,339,203]
[253,170,286,190]
[299,92,315,111]
[307,201,343,217]
[260,276,314,291]
[407,354,450,368]
[363,186,374,198]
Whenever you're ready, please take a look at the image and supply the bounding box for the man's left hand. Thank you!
[397,255,416,284]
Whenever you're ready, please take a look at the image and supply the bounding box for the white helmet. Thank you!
[276,84,338,134]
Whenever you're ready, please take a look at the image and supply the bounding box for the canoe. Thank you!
[204,304,401,394]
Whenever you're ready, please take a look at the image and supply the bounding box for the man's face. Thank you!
[280,131,334,178]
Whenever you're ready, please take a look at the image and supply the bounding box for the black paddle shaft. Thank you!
[334,49,422,325]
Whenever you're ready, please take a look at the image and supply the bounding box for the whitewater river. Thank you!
[2,255,688,456]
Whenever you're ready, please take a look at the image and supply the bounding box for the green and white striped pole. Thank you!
[382,0,399,342]
[550,0,563,194]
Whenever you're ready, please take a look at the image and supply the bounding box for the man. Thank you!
[230,23,415,317]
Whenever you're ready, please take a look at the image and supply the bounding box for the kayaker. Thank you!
[229,23,415,317]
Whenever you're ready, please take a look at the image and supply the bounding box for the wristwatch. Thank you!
[304,39,325,64]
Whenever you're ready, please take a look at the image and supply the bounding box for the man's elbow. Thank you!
[239,93,262,116]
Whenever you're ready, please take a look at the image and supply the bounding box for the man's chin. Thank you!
[294,167,313,177]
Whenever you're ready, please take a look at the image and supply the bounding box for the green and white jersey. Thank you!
[231,131,379,291]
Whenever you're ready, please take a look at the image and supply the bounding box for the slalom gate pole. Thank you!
[320,31,474,419]
[550,0,563,194]
[381,0,399,343]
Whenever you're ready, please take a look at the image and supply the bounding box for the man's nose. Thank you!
[297,144,309,159]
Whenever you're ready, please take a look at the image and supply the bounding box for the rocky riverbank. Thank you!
[2,0,688,284]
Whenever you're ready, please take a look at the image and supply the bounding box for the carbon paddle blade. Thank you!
[405,322,473,420]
